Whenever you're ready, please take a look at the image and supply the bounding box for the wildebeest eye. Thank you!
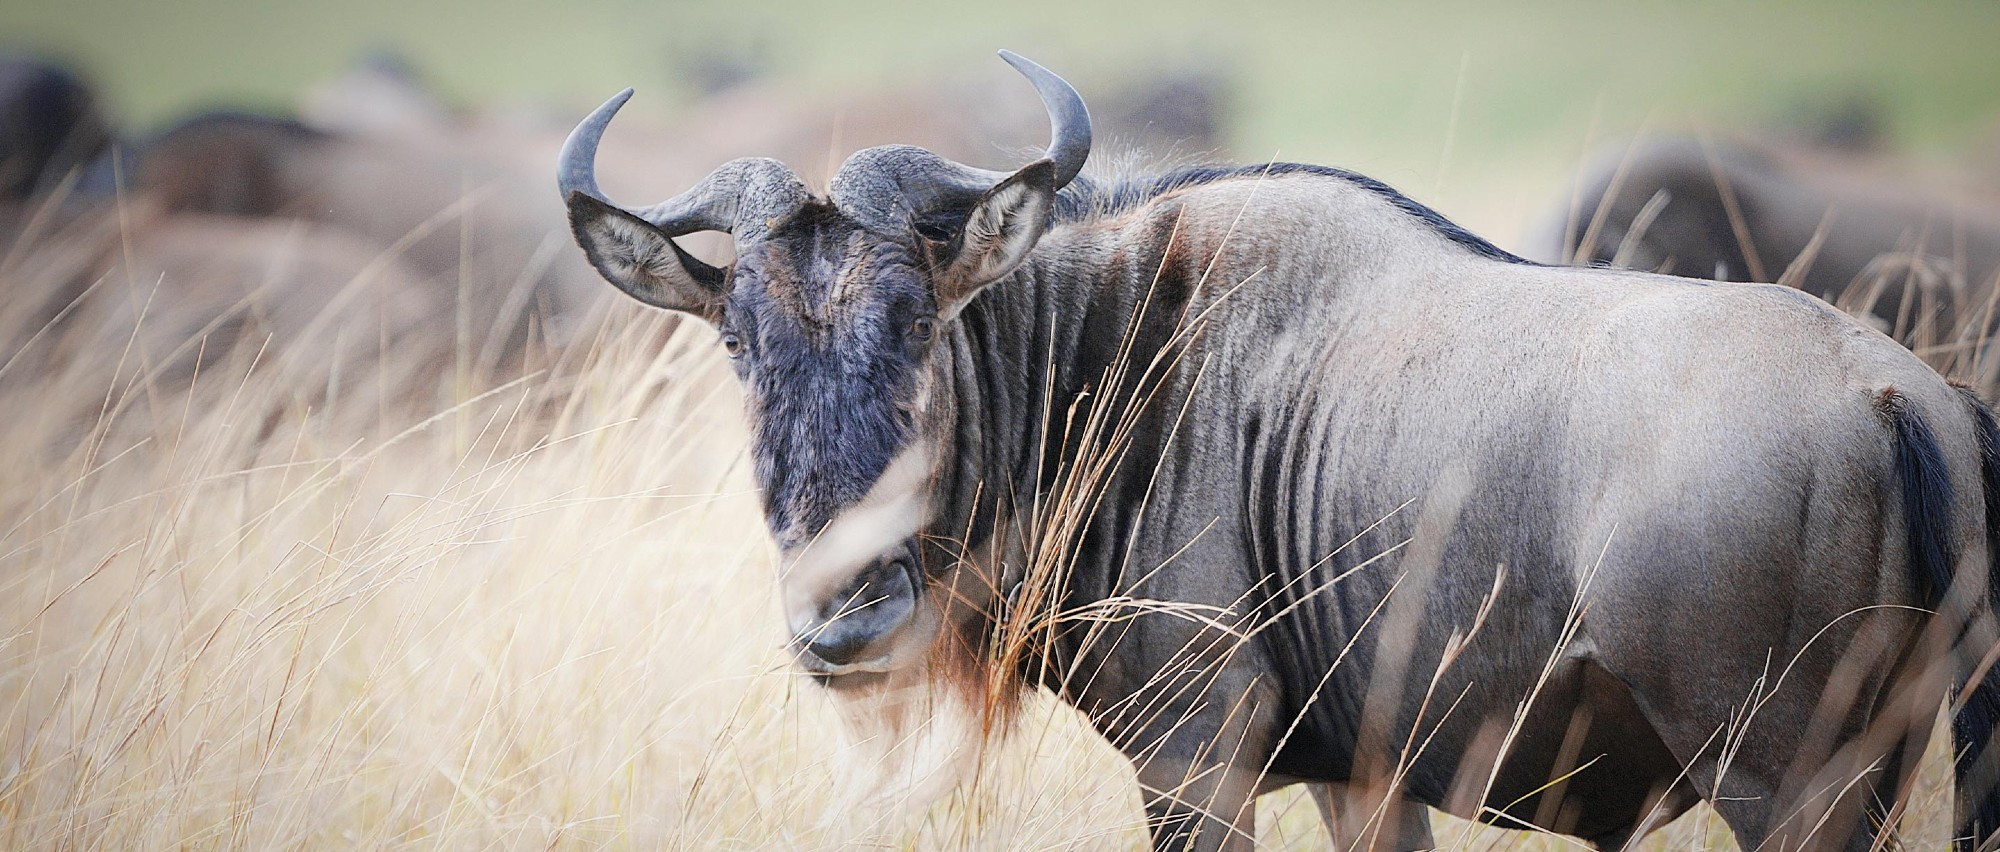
[721,332,745,358]
[910,316,937,342]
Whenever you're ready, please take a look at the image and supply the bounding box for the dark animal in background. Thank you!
[80,54,1241,373]
[0,53,112,201]
[562,51,2000,850]
[120,107,606,363]
[1,59,621,383]
[1093,62,1233,156]
[0,53,117,285]
[133,112,333,217]
[0,60,447,406]
[1541,136,2000,354]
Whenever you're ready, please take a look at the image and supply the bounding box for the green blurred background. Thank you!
[5,0,1998,244]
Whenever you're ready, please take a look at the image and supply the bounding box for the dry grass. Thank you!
[0,232,1160,848]
[0,194,1975,852]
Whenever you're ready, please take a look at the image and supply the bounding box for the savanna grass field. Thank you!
[5,1,2000,848]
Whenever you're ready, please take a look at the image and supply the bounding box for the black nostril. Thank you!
[796,556,918,668]
[806,630,872,667]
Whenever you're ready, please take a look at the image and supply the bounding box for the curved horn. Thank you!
[999,50,1091,189]
[559,89,808,241]
[830,50,1091,231]
[556,88,634,206]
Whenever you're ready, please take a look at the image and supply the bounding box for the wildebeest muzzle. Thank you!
[788,539,921,676]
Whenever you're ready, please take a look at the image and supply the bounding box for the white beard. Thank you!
[821,656,984,833]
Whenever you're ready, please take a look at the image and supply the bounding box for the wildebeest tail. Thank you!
[1949,385,2000,850]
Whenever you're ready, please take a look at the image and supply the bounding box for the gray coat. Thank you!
[561,55,2000,851]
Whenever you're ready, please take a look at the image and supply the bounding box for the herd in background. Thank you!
[5,48,2000,406]
[0,50,1232,411]
[1539,128,2000,388]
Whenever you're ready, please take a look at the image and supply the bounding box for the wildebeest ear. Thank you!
[566,191,726,322]
[938,159,1057,310]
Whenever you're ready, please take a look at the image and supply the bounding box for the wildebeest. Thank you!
[0,197,439,413]
[0,61,455,408]
[1540,136,2000,364]
[117,107,609,368]
[587,51,1992,849]
[0,53,112,201]
[552,51,2000,852]
[97,55,1236,380]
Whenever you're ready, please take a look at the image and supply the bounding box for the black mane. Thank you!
[1054,162,1534,265]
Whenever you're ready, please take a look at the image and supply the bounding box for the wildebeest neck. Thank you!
[921,222,1207,592]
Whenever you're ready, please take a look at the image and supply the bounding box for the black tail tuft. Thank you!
[1881,390,1957,601]
[1951,385,2000,850]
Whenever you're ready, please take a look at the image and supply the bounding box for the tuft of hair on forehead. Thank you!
[749,200,924,322]
[824,230,881,309]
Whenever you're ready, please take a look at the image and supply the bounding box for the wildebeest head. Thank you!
[559,51,1088,679]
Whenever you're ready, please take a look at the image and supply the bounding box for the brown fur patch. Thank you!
[1875,385,1905,419]
[824,230,875,318]
[1148,206,1202,321]
[758,240,814,323]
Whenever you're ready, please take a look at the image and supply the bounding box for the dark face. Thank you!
[716,206,954,676]
[724,205,942,547]
[567,156,1057,680]
[561,52,1080,684]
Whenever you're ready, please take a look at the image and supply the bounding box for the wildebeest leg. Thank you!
[1601,662,1894,850]
[1491,659,1699,848]
[1726,625,1939,851]
[1828,647,1946,852]
[1309,784,1434,850]
[1115,667,1276,851]
[1138,758,1259,852]
[1576,783,1700,851]
[1598,610,1927,851]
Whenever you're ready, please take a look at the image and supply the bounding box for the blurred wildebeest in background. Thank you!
[564,51,2000,851]
[2,48,1241,434]
[0,53,112,201]
[0,56,445,414]
[1539,135,2000,356]
[124,106,606,370]
[2,205,434,394]
[72,53,1238,379]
